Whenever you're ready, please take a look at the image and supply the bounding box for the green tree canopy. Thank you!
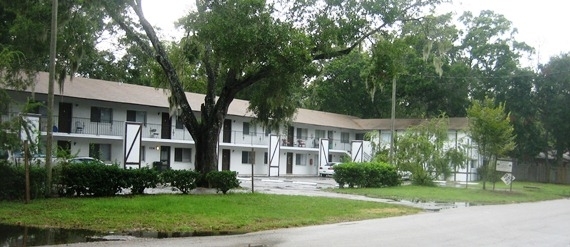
[536,53,570,165]
[99,0,445,177]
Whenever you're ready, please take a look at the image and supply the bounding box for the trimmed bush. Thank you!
[0,161,47,201]
[206,170,240,194]
[160,169,200,194]
[333,162,401,188]
[57,162,126,197]
[362,162,401,187]
[333,163,365,188]
[125,167,160,195]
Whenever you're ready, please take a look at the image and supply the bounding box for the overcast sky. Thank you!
[141,0,569,67]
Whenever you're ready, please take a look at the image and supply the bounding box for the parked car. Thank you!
[10,152,50,166]
[319,162,341,177]
[68,157,106,165]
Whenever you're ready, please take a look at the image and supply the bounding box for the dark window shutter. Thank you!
[127,110,136,122]
[90,107,101,122]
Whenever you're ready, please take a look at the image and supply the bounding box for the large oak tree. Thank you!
[100,0,444,178]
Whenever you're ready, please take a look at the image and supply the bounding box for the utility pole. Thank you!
[45,0,58,197]
[389,76,396,164]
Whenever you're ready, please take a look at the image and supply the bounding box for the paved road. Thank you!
[61,198,570,247]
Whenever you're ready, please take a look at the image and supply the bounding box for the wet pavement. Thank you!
[237,176,468,211]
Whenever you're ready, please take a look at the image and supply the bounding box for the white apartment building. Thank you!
[3,72,480,181]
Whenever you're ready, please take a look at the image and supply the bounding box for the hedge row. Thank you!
[56,162,241,196]
[0,161,241,200]
[0,161,47,201]
[333,162,401,188]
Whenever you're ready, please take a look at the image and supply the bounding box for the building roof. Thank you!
[354,118,468,131]
[10,72,468,131]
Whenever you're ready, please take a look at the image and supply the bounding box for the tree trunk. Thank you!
[490,155,497,190]
[193,122,222,187]
[482,156,487,190]
[194,128,219,173]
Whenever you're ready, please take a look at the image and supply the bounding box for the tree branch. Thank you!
[312,13,423,61]
[202,43,217,120]
[126,1,200,137]
[103,3,154,58]
[312,22,389,61]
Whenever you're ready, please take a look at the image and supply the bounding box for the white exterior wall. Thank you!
[6,91,480,178]
[219,147,270,175]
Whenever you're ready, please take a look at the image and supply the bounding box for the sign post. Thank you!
[497,159,514,192]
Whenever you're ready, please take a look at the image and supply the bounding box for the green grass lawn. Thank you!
[3,181,569,235]
[332,181,570,204]
[0,193,420,233]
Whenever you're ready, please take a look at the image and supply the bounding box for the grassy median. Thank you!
[333,181,570,204]
[0,193,420,233]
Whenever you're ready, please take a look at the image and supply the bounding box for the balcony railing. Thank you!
[39,116,194,142]
[221,131,352,150]
[222,130,271,146]
[38,116,352,150]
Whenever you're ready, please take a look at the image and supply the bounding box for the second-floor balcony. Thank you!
[38,115,353,150]
[40,116,193,141]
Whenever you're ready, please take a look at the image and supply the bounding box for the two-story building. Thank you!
[3,72,480,181]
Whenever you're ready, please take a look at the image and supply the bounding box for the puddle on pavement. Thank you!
[0,223,104,247]
[0,223,239,246]
[395,199,479,211]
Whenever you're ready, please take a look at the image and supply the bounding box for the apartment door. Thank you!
[58,102,72,133]
[222,149,231,170]
[161,113,171,139]
[286,152,293,174]
[222,119,232,143]
[160,146,170,169]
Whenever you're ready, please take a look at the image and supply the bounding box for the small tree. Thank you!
[394,115,468,186]
[467,97,515,190]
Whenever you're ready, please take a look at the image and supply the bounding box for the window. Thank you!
[355,133,365,140]
[341,132,350,143]
[174,148,192,162]
[126,110,146,125]
[242,151,253,164]
[295,153,307,165]
[91,107,113,123]
[315,130,326,139]
[89,143,111,161]
[243,122,250,135]
[175,116,184,129]
[296,128,308,140]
